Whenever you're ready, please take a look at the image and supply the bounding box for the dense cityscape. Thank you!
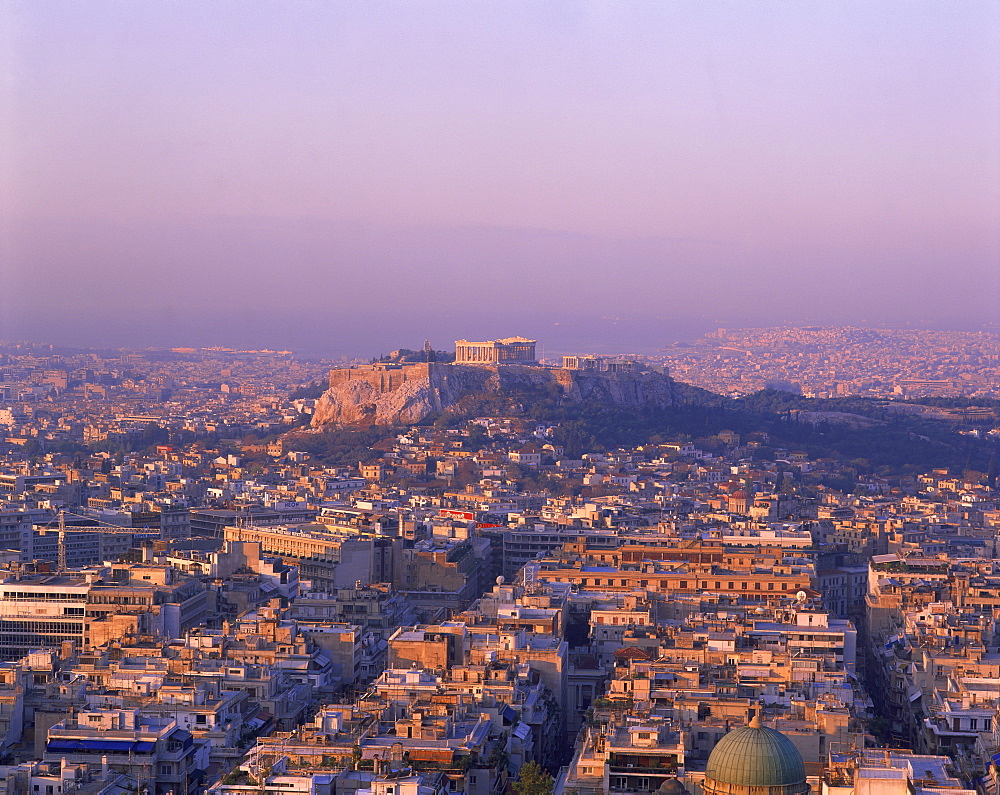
[7,0,996,793]
[655,328,1000,400]
[0,330,997,795]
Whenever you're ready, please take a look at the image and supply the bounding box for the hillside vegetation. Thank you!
[293,376,999,478]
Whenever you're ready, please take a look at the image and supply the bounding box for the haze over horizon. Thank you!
[3,2,998,358]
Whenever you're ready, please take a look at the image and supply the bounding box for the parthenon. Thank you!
[454,337,537,365]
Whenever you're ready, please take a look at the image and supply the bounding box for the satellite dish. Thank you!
[795,591,807,602]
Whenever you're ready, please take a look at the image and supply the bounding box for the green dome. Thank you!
[705,718,806,789]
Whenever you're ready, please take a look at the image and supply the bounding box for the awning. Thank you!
[46,739,145,754]
[167,729,194,750]
[46,740,87,753]
[88,740,140,752]
[501,705,518,724]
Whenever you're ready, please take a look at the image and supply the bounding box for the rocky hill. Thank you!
[311,362,677,427]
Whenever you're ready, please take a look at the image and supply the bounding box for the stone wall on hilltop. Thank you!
[311,362,676,427]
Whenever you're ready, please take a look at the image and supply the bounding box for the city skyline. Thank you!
[2,5,1000,785]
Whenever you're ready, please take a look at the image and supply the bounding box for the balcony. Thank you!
[608,764,679,775]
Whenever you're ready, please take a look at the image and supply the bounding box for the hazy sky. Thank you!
[3,2,999,356]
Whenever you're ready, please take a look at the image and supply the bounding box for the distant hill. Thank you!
[304,360,998,477]
[541,388,998,478]
[310,362,678,427]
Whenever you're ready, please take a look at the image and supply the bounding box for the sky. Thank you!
[3,1,999,357]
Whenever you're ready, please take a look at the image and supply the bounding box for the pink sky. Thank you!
[3,2,998,353]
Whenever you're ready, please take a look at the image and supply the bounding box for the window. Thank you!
[160,765,172,776]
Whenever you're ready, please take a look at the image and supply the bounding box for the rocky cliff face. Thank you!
[311,363,675,427]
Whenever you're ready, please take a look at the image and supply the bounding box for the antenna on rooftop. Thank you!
[58,510,67,572]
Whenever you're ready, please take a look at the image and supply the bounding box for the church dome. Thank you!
[703,717,807,795]
[657,778,690,795]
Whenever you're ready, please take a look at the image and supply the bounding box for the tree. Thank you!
[466,424,489,449]
[289,380,326,400]
[514,761,554,795]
